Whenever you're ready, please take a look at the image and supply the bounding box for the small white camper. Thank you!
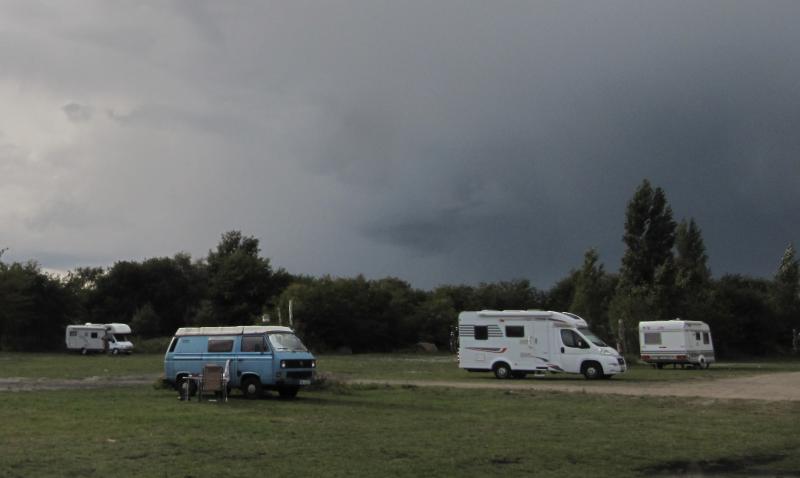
[458,310,626,380]
[638,320,714,369]
[65,323,134,355]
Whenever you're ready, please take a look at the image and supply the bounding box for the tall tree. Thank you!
[674,218,711,319]
[772,244,799,346]
[773,244,799,311]
[610,179,677,352]
[204,231,277,326]
[570,249,607,329]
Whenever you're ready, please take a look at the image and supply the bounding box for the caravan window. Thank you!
[474,326,488,341]
[69,331,77,337]
[208,338,234,353]
[505,326,524,338]
[695,332,701,341]
[91,332,98,339]
[644,333,662,345]
[241,335,269,353]
[703,332,710,345]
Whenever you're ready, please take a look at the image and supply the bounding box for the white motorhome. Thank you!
[65,323,134,355]
[639,320,714,369]
[458,310,626,380]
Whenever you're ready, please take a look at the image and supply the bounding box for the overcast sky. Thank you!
[1,1,798,290]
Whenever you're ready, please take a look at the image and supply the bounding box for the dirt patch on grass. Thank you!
[0,375,158,391]
[4,371,800,402]
[640,453,798,477]
[347,371,800,402]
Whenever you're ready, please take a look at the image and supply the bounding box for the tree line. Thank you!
[0,180,797,356]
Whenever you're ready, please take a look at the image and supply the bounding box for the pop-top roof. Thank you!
[175,325,294,336]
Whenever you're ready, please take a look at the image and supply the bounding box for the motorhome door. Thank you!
[530,320,550,358]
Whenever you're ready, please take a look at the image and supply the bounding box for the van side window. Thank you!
[703,332,710,345]
[474,326,488,340]
[561,330,588,349]
[506,326,524,338]
[168,337,178,353]
[208,338,234,353]
[241,335,269,353]
[644,332,661,345]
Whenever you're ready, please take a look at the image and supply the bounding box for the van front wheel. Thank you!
[581,361,603,380]
[493,363,512,380]
[241,377,263,399]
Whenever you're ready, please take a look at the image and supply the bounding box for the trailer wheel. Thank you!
[111,349,119,355]
[493,363,512,380]
[581,361,603,380]
[696,357,708,369]
[241,377,263,399]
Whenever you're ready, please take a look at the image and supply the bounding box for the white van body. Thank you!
[65,323,134,355]
[639,320,714,369]
[458,310,626,380]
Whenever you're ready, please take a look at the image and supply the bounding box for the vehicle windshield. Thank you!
[114,335,129,342]
[268,333,308,352]
[577,327,609,347]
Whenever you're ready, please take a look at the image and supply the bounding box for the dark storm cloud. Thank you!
[287,1,800,286]
[3,1,799,289]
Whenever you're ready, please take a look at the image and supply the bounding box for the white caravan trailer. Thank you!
[65,323,134,355]
[458,310,626,380]
[639,320,714,369]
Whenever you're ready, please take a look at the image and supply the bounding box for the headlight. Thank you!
[311,360,316,368]
[280,360,286,368]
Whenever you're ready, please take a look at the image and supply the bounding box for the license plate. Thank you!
[299,380,311,385]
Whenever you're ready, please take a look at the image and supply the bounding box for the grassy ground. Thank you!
[2,352,800,382]
[319,353,800,383]
[0,384,799,477]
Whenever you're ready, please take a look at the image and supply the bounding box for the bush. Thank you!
[134,336,173,354]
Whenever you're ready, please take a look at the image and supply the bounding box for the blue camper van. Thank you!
[164,326,316,399]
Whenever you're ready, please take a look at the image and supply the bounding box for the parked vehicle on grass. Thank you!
[639,320,715,369]
[458,310,626,380]
[164,326,316,399]
[65,323,134,355]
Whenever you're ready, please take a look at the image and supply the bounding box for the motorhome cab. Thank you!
[164,326,316,399]
[65,323,134,355]
[458,310,626,380]
[639,320,715,369]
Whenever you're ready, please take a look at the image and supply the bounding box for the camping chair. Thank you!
[198,364,226,403]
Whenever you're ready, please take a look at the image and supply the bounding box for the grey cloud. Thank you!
[2,1,799,289]
[62,102,93,122]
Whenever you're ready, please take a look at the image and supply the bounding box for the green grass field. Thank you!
[1,352,799,477]
[3,351,799,382]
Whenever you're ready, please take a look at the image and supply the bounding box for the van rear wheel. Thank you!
[241,377,263,399]
[493,363,512,380]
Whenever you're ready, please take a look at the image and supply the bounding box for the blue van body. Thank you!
[164,325,316,399]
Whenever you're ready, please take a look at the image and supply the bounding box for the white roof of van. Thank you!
[174,325,294,336]
[461,310,587,326]
[639,320,709,331]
